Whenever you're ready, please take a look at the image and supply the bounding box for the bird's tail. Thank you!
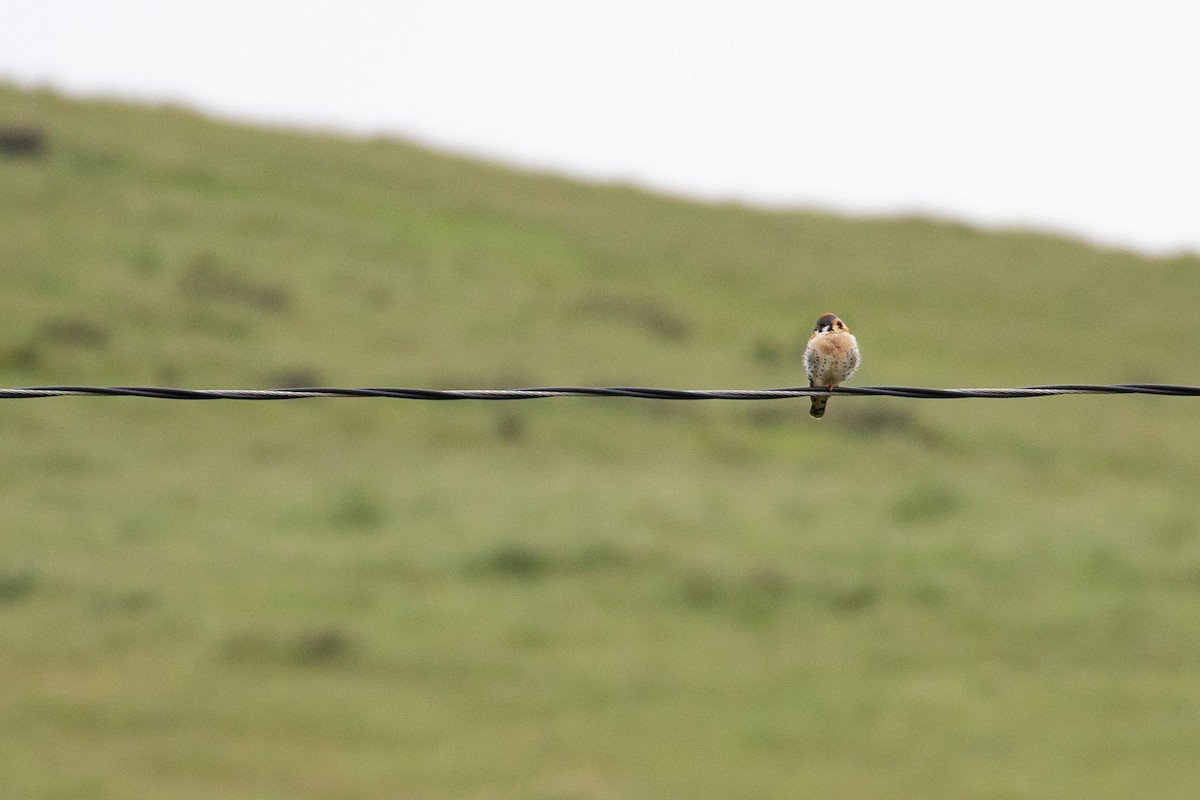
[809,395,827,419]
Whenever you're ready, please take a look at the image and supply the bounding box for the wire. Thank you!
[1,384,1198,400]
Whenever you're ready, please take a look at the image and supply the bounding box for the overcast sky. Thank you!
[2,1,1197,254]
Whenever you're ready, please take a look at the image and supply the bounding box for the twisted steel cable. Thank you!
[1,384,1198,400]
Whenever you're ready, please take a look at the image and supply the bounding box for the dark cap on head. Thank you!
[813,313,840,332]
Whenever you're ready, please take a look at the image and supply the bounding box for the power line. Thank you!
[1,384,1198,401]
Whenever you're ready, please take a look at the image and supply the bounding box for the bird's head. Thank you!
[813,313,848,333]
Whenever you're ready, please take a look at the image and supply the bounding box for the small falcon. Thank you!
[803,312,861,419]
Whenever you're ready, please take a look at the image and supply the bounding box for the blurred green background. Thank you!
[2,84,1200,799]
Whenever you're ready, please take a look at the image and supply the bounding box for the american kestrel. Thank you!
[803,312,861,419]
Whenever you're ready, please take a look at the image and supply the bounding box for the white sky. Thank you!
[2,0,1197,254]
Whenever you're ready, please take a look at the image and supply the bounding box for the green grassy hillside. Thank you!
[2,83,1199,799]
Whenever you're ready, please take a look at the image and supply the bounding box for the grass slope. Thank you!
[2,83,1200,799]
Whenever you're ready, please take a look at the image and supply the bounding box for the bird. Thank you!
[803,312,861,419]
